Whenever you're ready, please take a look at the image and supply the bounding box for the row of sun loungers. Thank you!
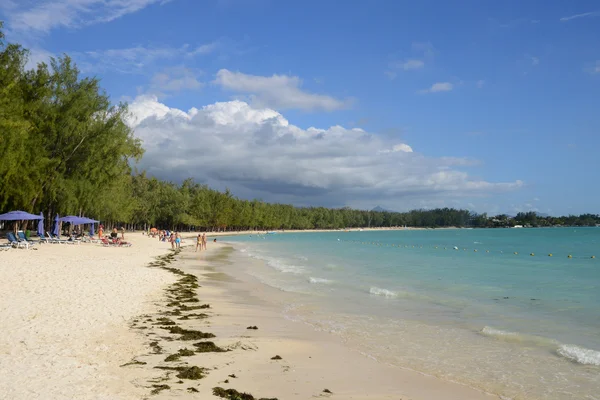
[2,231,132,250]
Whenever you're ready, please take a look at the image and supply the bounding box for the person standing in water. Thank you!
[196,233,202,252]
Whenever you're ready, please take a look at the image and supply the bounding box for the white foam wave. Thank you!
[369,287,398,298]
[308,277,333,284]
[294,255,308,261]
[266,258,305,274]
[557,344,600,366]
[482,327,600,366]
[481,326,519,338]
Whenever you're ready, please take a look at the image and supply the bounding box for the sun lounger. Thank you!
[7,232,31,249]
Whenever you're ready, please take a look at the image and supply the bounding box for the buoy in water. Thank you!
[514,252,518,255]
[568,255,573,258]
[530,253,535,256]
[548,253,553,257]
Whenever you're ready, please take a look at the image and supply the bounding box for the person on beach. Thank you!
[120,226,125,239]
[98,225,104,239]
[175,232,181,249]
[202,233,207,250]
[169,232,176,249]
[110,228,118,242]
[196,233,202,252]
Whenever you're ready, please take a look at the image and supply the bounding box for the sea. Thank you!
[223,228,600,400]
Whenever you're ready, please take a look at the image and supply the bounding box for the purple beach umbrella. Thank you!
[0,210,44,221]
[37,212,44,237]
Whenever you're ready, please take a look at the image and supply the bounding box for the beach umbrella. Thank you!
[37,212,44,237]
[0,210,43,221]
[52,214,60,237]
[59,215,85,224]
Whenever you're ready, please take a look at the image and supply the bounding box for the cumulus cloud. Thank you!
[213,69,352,111]
[126,96,523,209]
[5,0,169,34]
[419,82,453,94]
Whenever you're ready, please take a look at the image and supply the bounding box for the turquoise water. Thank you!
[224,228,600,399]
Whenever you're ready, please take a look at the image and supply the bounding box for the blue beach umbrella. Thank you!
[52,214,60,237]
[37,212,44,237]
[0,210,43,221]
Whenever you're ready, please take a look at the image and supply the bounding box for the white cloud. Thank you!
[213,69,352,111]
[560,11,600,22]
[148,67,203,95]
[186,41,220,56]
[6,0,169,34]
[419,82,453,94]
[588,61,600,75]
[126,96,523,208]
[398,59,425,70]
[73,40,222,74]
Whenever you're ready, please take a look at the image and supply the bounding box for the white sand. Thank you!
[0,234,174,400]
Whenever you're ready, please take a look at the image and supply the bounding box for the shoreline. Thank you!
[1,233,497,399]
[126,242,498,399]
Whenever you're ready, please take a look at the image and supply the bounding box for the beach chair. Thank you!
[7,232,29,249]
[17,231,40,245]
[49,233,76,245]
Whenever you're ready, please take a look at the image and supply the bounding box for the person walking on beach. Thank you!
[98,225,104,239]
[169,232,176,249]
[202,233,207,250]
[175,232,182,249]
[196,233,202,252]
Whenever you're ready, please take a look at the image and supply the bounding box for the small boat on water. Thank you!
[266,231,277,234]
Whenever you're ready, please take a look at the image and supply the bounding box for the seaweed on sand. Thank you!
[154,365,205,379]
[193,341,228,353]
[270,355,282,360]
[150,384,170,395]
[177,366,205,380]
[212,387,278,400]
[120,359,147,367]
[149,341,163,354]
[154,317,177,326]
[161,326,216,340]
[177,313,209,320]
[164,348,196,362]
[178,304,210,311]
[187,387,199,393]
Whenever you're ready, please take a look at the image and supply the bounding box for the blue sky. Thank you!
[1,0,599,215]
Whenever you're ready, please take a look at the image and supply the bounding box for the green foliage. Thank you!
[0,26,142,224]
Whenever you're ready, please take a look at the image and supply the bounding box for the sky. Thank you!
[1,0,598,215]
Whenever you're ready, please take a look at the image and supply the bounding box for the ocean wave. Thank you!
[481,326,600,366]
[266,258,305,274]
[369,287,398,298]
[294,255,309,261]
[308,277,333,284]
[557,344,600,366]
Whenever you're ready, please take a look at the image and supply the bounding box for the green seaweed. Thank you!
[212,387,278,400]
[165,348,196,362]
[120,359,147,367]
[154,317,177,326]
[193,341,227,353]
[150,384,170,395]
[177,366,205,380]
[160,326,215,340]
[270,355,282,360]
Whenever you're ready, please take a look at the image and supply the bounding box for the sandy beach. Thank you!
[1,233,497,400]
